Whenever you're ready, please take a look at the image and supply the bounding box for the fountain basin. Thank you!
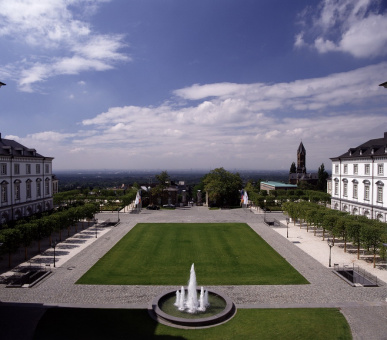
[149,288,236,328]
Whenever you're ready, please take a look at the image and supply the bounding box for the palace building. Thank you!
[0,134,57,224]
[330,132,387,222]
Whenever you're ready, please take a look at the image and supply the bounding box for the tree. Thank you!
[317,163,329,192]
[152,171,170,205]
[360,221,384,268]
[0,228,21,267]
[289,162,296,173]
[203,168,243,207]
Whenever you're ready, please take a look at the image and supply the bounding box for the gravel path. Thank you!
[1,206,387,339]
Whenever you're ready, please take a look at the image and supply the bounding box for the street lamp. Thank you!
[327,238,334,267]
[285,217,289,238]
[0,82,6,88]
[51,240,58,268]
[379,82,387,88]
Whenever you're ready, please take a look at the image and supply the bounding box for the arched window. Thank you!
[1,180,9,203]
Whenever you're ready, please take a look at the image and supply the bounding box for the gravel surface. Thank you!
[1,206,386,339]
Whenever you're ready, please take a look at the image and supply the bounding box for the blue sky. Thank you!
[1,0,387,171]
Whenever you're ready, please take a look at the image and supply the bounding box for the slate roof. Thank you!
[0,133,47,158]
[297,141,306,155]
[331,132,387,160]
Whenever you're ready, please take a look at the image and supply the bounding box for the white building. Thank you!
[330,132,387,222]
[0,134,56,224]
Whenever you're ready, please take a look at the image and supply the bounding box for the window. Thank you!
[344,164,348,174]
[45,179,50,195]
[1,163,7,175]
[364,185,370,200]
[334,182,338,195]
[36,180,41,197]
[353,164,358,174]
[1,184,7,203]
[45,164,50,174]
[377,186,383,203]
[36,164,41,174]
[26,164,31,174]
[378,164,384,176]
[15,183,20,200]
[353,183,358,199]
[343,183,348,197]
[26,180,31,199]
[14,164,20,175]
[335,165,339,174]
[365,164,370,175]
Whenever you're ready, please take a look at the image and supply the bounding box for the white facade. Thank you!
[0,135,55,224]
[330,132,387,222]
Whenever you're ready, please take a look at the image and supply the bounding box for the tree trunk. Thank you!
[38,239,41,253]
[357,243,360,260]
[24,246,27,261]
[8,253,11,268]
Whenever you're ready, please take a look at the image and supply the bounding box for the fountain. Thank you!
[174,264,209,313]
[149,264,236,328]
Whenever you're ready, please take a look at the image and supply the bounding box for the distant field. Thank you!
[33,308,351,340]
[77,223,308,285]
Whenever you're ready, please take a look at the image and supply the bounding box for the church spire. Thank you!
[296,141,306,174]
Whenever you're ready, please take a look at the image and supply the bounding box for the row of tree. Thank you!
[246,186,331,210]
[283,201,386,267]
[0,203,99,267]
[53,188,138,211]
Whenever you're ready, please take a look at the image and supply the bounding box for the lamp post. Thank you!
[51,240,58,268]
[286,217,289,238]
[379,82,387,88]
[327,238,334,267]
[0,82,6,88]
[95,219,98,238]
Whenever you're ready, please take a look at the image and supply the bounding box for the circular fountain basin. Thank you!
[149,288,236,328]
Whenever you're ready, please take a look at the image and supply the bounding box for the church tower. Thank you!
[296,142,306,174]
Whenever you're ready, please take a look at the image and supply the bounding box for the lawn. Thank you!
[76,223,308,285]
[33,308,351,340]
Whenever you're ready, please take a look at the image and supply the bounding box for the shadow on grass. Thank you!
[33,308,351,340]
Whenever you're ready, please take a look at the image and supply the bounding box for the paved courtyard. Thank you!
[1,206,387,339]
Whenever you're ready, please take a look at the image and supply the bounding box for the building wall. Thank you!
[0,156,54,223]
[331,156,387,222]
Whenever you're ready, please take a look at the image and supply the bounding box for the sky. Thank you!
[0,0,387,172]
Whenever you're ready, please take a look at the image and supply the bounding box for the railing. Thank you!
[333,264,379,286]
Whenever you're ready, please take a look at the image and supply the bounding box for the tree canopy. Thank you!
[203,168,243,207]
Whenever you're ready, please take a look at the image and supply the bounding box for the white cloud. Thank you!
[295,0,387,58]
[0,0,128,91]
[9,63,387,170]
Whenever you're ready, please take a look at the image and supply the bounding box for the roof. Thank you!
[261,181,298,188]
[0,133,50,158]
[289,173,318,180]
[297,141,306,154]
[330,132,387,160]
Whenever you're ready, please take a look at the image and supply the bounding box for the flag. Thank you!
[135,190,141,205]
[243,190,248,205]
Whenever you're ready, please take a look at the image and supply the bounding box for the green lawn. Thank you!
[33,308,351,340]
[77,223,308,285]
